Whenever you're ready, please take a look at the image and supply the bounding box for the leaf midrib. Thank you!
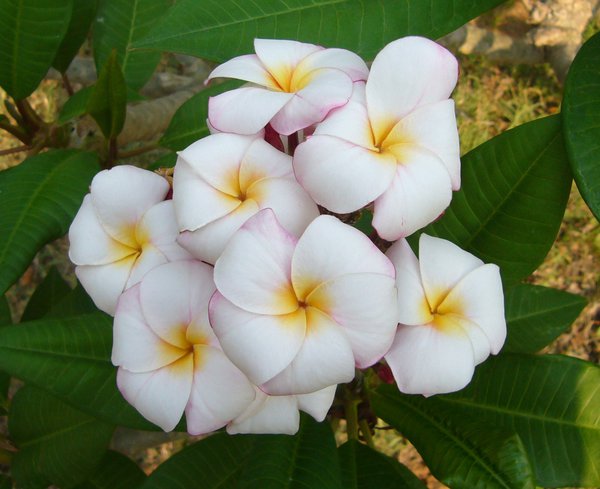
[17,417,103,448]
[507,300,585,323]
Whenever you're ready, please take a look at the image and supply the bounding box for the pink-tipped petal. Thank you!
[208,87,293,135]
[292,215,395,301]
[116,354,193,431]
[298,48,369,81]
[112,285,188,372]
[418,234,484,311]
[366,37,458,143]
[296,385,337,421]
[293,135,396,213]
[75,255,137,315]
[214,209,298,315]
[185,346,256,435]
[69,195,136,266]
[262,307,355,395]
[227,388,300,435]
[372,146,453,240]
[209,292,306,386]
[385,240,432,325]
[90,166,169,247]
[385,322,475,396]
[307,274,398,368]
[207,54,279,89]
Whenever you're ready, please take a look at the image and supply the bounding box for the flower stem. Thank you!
[359,419,375,449]
[344,397,359,440]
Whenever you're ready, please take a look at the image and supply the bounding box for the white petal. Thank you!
[177,200,260,265]
[227,388,300,435]
[125,245,168,288]
[208,87,293,135]
[385,240,432,325]
[75,255,137,315]
[69,195,136,266]
[418,234,484,311]
[214,209,298,315]
[185,345,256,435]
[116,354,193,431]
[90,166,169,247]
[209,292,306,386]
[372,146,453,240]
[292,215,395,301]
[250,177,320,237]
[136,200,180,247]
[112,285,188,372]
[239,138,293,191]
[297,48,369,81]
[262,307,355,395]
[385,321,475,396]
[207,54,279,89]
[306,274,398,368]
[366,37,458,143]
[139,261,215,349]
[384,100,461,190]
[173,157,241,232]
[293,135,396,213]
[438,263,506,354]
[296,384,337,421]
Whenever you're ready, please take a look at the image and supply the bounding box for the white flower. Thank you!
[173,133,319,264]
[68,166,190,315]
[207,38,369,135]
[112,260,255,433]
[384,235,506,396]
[209,209,398,395]
[294,36,460,240]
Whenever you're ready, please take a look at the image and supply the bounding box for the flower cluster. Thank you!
[69,37,506,435]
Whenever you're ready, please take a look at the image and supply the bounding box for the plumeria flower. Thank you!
[294,36,460,240]
[384,235,506,396]
[112,260,255,433]
[174,133,319,264]
[209,209,398,395]
[207,38,369,136]
[227,385,336,435]
[69,166,191,315]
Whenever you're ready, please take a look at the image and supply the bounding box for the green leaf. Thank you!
[140,433,255,489]
[0,0,73,99]
[146,152,177,170]
[562,31,600,220]
[93,0,171,90]
[0,149,100,295]
[74,451,146,489]
[339,440,426,489]
[239,415,341,489]
[0,475,12,489]
[372,388,535,489]
[52,0,98,73]
[159,80,243,151]
[419,115,572,284]
[134,0,506,62]
[9,385,114,489]
[0,313,156,430]
[21,267,71,322]
[434,354,600,487]
[0,296,11,414]
[352,210,374,237]
[0,295,11,325]
[504,284,587,353]
[46,283,97,318]
[87,50,127,139]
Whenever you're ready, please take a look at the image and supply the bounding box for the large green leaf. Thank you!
[0,313,156,430]
[420,115,572,284]
[141,433,255,489]
[0,296,11,414]
[134,0,506,62]
[53,0,98,73]
[504,284,587,353]
[434,354,600,487]
[87,50,127,139]
[9,385,114,489]
[372,388,535,489]
[74,451,146,489]
[339,440,426,489]
[0,0,72,99]
[160,80,243,151]
[562,31,600,220]
[239,415,341,489]
[93,0,171,90]
[21,266,71,322]
[46,283,97,318]
[0,150,100,295]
